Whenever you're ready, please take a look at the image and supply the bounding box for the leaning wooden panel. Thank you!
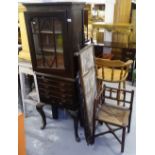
[79,45,95,76]
[79,45,97,144]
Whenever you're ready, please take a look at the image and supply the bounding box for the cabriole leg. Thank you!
[36,103,46,130]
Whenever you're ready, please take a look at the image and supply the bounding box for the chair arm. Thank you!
[124,60,133,67]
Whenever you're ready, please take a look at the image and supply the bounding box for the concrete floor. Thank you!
[23,82,136,155]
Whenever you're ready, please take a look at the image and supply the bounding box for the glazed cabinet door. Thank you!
[25,11,70,76]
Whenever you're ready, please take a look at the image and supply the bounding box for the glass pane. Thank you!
[54,18,64,69]
[31,16,64,69]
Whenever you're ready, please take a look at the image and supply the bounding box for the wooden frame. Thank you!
[79,45,97,144]
[25,11,68,76]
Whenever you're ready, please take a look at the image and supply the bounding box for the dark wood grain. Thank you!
[23,2,86,142]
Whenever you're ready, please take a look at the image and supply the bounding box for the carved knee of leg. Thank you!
[36,103,44,110]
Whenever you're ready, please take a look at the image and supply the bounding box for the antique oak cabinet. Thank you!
[23,2,86,141]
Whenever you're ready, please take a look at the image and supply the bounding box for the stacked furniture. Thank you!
[19,2,135,152]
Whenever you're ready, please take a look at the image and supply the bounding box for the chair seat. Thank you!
[97,68,126,82]
[96,104,130,127]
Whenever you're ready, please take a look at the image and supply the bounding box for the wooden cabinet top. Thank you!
[94,41,136,49]
[21,1,85,6]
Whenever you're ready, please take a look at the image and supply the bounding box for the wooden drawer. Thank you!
[36,74,78,109]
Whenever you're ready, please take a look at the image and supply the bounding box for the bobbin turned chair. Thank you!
[94,84,134,153]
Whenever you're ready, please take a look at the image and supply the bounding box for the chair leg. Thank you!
[117,82,121,105]
[128,123,131,133]
[123,81,126,89]
[118,82,121,89]
[123,81,126,107]
[121,127,126,153]
[132,70,136,86]
[128,113,132,133]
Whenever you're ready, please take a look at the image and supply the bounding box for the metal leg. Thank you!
[36,103,46,129]
[121,127,126,153]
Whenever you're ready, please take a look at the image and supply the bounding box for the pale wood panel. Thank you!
[114,0,131,23]
[113,0,132,44]
[18,3,31,61]
[130,10,136,43]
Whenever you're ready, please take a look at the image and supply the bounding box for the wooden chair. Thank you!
[94,85,134,153]
[95,58,133,105]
